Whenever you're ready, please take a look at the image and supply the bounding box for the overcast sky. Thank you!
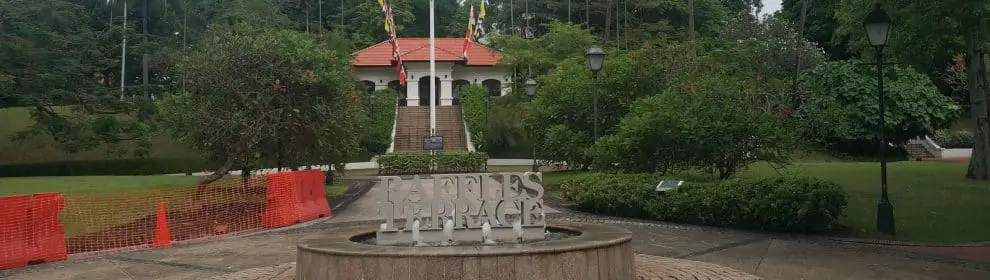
[761,0,783,17]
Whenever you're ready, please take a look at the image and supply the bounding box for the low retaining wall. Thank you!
[911,136,973,160]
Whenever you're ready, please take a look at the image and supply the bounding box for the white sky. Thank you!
[761,0,783,17]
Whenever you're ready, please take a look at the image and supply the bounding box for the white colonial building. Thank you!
[351,38,511,106]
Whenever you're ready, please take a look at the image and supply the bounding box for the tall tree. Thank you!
[834,0,990,179]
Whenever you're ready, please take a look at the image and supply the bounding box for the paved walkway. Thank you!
[3,179,990,280]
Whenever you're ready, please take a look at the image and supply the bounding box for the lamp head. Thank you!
[863,4,892,47]
[586,46,606,74]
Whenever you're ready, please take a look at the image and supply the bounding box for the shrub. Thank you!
[591,74,797,178]
[359,89,399,156]
[557,173,848,233]
[660,177,848,233]
[557,173,662,219]
[377,152,488,175]
[435,152,489,173]
[460,85,488,151]
[933,129,973,149]
[0,158,210,177]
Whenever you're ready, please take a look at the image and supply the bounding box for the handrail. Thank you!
[386,99,400,154]
[461,105,476,152]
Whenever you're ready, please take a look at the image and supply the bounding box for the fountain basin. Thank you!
[296,222,634,280]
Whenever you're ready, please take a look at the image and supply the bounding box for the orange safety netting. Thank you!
[1,170,331,270]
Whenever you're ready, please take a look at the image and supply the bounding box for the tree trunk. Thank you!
[604,0,612,41]
[201,158,234,185]
[688,0,696,41]
[965,26,990,180]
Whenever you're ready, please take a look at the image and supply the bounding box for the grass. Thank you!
[324,184,349,201]
[539,161,990,243]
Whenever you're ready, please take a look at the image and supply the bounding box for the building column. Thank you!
[406,80,420,106]
[500,81,510,96]
[440,79,454,106]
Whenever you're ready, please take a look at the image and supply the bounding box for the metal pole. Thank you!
[876,46,895,235]
[429,0,437,136]
[142,0,149,100]
[592,72,599,141]
[120,0,127,100]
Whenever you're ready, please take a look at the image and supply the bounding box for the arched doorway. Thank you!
[482,79,502,97]
[388,80,406,106]
[452,79,470,105]
[360,81,376,95]
[418,76,441,106]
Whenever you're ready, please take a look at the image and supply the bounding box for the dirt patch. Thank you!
[66,203,265,254]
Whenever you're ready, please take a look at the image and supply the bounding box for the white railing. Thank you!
[910,136,973,159]
[386,100,400,154]
[461,106,476,152]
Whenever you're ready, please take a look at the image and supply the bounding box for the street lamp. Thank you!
[864,3,895,236]
[525,79,539,172]
[586,46,605,141]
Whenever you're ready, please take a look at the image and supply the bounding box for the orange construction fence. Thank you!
[0,170,333,271]
[0,193,67,270]
[263,170,331,228]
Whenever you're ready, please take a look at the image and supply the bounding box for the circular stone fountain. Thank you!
[295,172,637,280]
[296,221,634,280]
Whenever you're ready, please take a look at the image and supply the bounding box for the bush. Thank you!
[377,152,488,175]
[557,173,662,219]
[360,89,399,156]
[460,85,489,151]
[557,173,848,233]
[0,158,210,177]
[932,129,973,149]
[591,74,797,178]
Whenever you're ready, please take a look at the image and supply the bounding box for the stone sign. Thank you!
[377,172,546,231]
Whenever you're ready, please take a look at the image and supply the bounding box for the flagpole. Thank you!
[429,0,437,136]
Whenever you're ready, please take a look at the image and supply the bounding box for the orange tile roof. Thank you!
[352,38,501,67]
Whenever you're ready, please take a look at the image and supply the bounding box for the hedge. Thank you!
[932,129,973,149]
[0,157,210,177]
[377,152,488,175]
[558,173,848,233]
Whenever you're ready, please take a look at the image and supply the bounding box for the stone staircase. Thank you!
[904,142,936,161]
[392,106,467,152]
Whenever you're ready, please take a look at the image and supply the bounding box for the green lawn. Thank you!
[541,161,990,243]
[325,184,349,200]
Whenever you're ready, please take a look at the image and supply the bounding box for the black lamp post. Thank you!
[525,78,539,172]
[864,3,895,236]
[586,46,605,141]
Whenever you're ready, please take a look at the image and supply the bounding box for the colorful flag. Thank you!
[462,5,476,59]
[377,0,405,85]
[473,0,487,42]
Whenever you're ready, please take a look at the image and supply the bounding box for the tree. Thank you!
[1,0,155,156]
[832,0,990,179]
[779,0,853,60]
[800,60,960,154]
[158,25,364,183]
[591,73,796,178]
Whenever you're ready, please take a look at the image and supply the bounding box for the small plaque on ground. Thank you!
[423,135,444,151]
[655,180,684,192]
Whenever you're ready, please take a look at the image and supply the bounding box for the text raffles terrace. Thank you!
[377,172,547,231]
